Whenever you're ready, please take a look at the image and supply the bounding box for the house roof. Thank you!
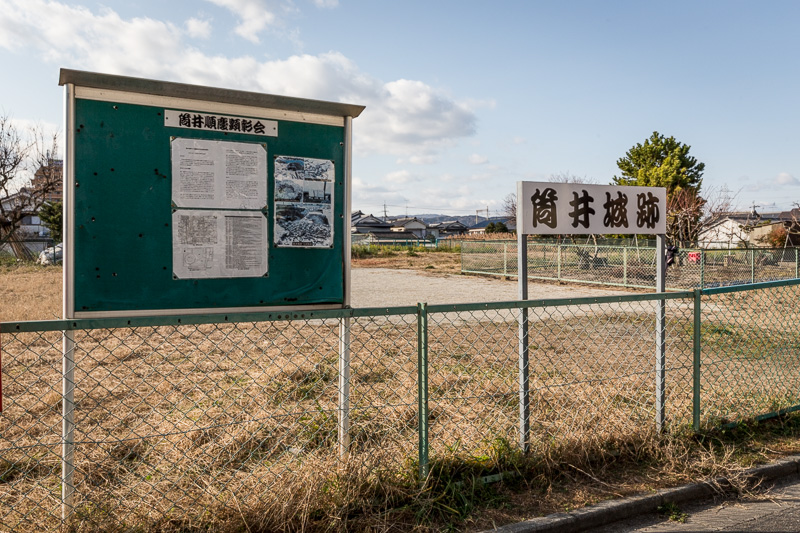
[390,217,427,228]
[429,220,467,230]
[352,214,390,227]
[0,188,37,212]
[365,231,420,240]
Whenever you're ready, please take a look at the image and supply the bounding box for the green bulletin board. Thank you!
[60,69,363,318]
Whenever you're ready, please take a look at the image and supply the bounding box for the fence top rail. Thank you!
[8,278,799,332]
[460,240,799,252]
[0,304,420,333]
[425,290,694,314]
[700,277,800,296]
[1,291,696,332]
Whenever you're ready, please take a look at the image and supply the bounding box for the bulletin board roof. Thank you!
[59,68,365,119]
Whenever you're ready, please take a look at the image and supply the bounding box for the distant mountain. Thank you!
[406,214,512,227]
[354,211,512,227]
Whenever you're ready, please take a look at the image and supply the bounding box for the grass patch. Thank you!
[658,502,688,522]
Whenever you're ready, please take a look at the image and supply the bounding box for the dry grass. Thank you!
[352,248,461,274]
[0,264,62,321]
[461,243,800,290]
[2,265,800,531]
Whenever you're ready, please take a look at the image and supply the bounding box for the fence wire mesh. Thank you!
[0,314,421,531]
[424,298,695,462]
[1,280,799,530]
[699,282,800,427]
[461,241,800,290]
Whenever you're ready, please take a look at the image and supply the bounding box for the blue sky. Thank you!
[1,0,798,217]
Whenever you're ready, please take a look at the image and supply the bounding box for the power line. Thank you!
[358,203,490,214]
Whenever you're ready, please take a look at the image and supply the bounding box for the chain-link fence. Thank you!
[461,240,800,290]
[2,280,799,530]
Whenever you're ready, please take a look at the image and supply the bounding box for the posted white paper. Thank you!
[171,138,267,210]
[172,210,268,279]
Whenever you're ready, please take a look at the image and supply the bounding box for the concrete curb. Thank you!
[485,455,800,532]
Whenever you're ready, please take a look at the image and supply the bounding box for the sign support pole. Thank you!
[515,181,667,444]
[517,196,530,453]
[655,233,667,432]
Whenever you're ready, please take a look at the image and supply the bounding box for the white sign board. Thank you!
[517,182,667,235]
[171,138,268,210]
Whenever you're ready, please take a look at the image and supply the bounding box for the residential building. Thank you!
[427,220,468,239]
[351,212,392,234]
[389,217,428,239]
[697,210,799,248]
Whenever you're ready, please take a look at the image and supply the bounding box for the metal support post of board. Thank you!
[417,303,429,480]
[517,230,530,453]
[692,289,702,432]
[62,330,76,521]
[655,234,667,432]
[338,317,351,459]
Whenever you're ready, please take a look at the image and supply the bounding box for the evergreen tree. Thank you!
[39,201,62,242]
[613,131,704,194]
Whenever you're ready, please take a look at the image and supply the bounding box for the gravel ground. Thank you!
[350,268,630,308]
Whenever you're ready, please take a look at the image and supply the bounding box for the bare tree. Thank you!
[502,192,516,220]
[670,186,748,249]
[0,114,60,259]
[547,171,597,184]
[502,173,596,222]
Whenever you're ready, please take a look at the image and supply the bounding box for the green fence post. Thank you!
[750,249,755,284]
[417,302,429,481]
[693,289,702,432]
[796,248,798,279]
[503,242,508,278]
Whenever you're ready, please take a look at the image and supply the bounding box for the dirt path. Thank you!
[350,267,630,307]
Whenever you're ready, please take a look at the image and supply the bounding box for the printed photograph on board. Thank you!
[274,156,334,247]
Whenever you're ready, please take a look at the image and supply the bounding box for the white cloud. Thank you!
[358,79,477,156]
[384,170,419,184]
[397,155,438,165]
[468,154,488,165]
[185,17,212,38]
[775,172,799,186]
[313,0,339,7]
[0,0,478,161]
[204,0,281,43]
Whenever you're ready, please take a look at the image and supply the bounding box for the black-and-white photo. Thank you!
[274,203,333,247]
[302,179,331,204]
[274,155,335,248]
[275,178,303,201]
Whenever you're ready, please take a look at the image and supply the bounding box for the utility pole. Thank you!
[383,202,388,222]
[475,206,490,225]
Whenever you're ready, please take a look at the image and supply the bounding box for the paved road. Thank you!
[593,477,800,532]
